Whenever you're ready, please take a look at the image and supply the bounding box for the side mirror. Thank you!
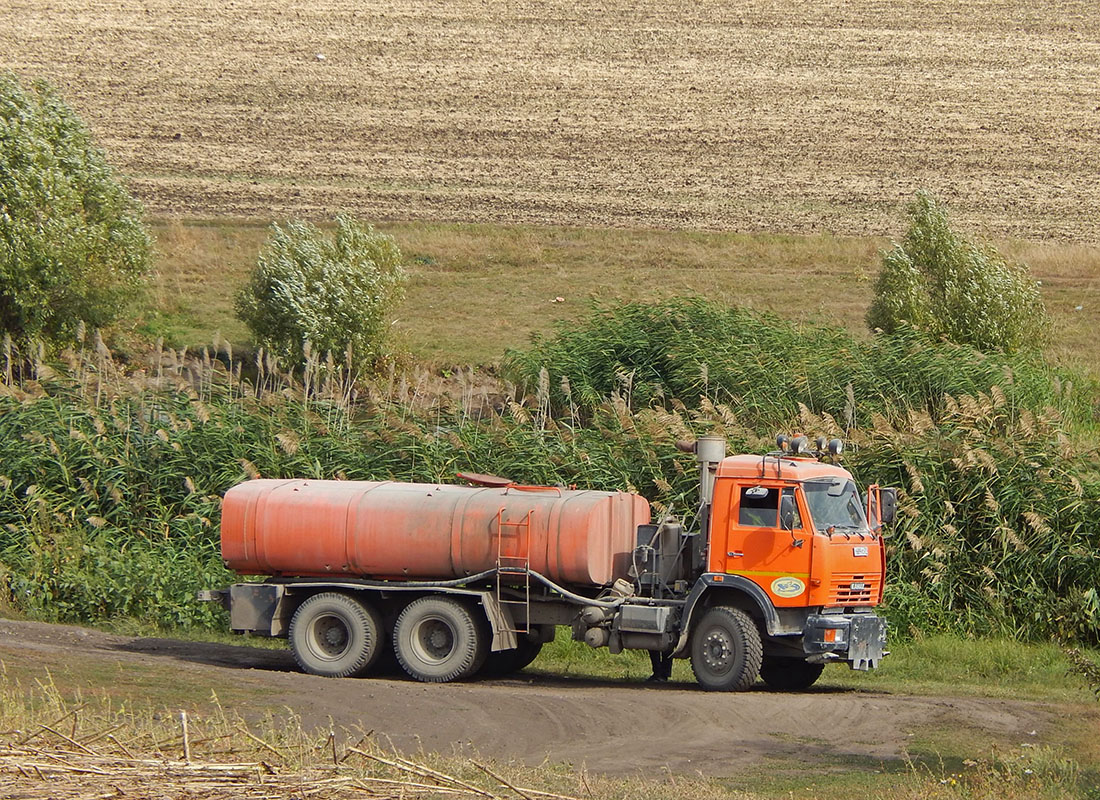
[780,494,796,531]
[879,488,897,526]
[865,486,898,528]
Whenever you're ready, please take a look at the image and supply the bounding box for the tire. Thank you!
[480,638,543,677]
[394,596,489,683]
[690,606,763,691]
[288,592,384,678]
[760,657,825,691]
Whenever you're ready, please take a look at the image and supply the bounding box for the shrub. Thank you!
[505,297,1088,427]
[235,215,406,367]
[866,192,1048,353]
[0,73,151,341]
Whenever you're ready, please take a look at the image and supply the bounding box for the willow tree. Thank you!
[0,73,151,341]
[867,193,1048,354]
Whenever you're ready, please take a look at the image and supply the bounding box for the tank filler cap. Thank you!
[456,472,514,487]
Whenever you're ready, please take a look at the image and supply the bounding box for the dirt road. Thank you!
[0,619,1055,776]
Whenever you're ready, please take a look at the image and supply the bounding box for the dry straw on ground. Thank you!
[0,690,588,800]
[0,740,586,800]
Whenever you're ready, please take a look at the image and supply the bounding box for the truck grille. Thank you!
[828,574,877,605]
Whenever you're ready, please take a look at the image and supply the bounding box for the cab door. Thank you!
[722,483,812,606]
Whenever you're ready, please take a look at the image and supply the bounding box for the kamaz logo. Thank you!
[853,546,869,557]
[771,577,805,598]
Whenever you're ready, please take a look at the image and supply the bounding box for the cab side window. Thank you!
[738,486,779,527]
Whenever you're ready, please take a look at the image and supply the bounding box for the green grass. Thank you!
[531,629,1100,704]
[830,636,1098,704]
[146,219,1100,371]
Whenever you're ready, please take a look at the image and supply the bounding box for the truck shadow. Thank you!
[114,637,297,672]
[111,639,869,694]
[513,670,866,693]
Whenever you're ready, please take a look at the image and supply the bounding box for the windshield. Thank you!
[803,479,867,532]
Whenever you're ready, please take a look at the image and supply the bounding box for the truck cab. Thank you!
[663,437,893,690]
[711,454,885,613]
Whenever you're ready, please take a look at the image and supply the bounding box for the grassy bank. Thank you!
[146,220,1100,370]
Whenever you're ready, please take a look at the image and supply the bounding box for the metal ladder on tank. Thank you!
[495,508,532,635]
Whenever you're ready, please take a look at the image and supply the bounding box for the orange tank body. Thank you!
[221,479,651,588]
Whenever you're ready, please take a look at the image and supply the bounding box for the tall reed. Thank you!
[1,312,1098,645]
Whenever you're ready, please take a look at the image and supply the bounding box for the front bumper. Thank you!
[803,613,887,670]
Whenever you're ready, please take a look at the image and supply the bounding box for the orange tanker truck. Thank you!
[201,435,896,691]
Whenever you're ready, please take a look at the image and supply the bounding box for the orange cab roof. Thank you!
[715,453,852,482]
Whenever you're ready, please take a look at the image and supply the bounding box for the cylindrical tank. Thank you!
[221,479,651,588]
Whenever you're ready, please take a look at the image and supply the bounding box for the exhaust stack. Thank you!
[678,436,727,507]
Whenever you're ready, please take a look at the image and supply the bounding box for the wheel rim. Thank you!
[309,613,352,661]
[701,626,735,675]
[410,615,456,664]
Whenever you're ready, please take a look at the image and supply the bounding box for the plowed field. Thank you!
[3,0,1099,241]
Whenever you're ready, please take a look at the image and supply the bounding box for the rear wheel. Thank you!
[288,592,384,678]
[760,657,825,691]
[394,596,489,682]
[690,606,763,691]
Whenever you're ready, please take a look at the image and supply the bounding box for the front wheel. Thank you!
[288,592,384,678]
[690,606,763,691]
[394,596,489,683]
[760,657,825,691]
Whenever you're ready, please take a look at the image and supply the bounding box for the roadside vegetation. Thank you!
[1,298,1098,648]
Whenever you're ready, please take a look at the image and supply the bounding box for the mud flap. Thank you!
[479,593,519,652]
[227,583,289,636]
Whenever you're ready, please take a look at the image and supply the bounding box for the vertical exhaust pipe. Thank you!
[677,436,727,507]
[676,436,726,579]
[695,436,727,506]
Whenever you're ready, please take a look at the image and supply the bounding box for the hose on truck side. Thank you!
[527,570,624,609]
[526,570,682,608]
[277,568,683,609]
[279,568,501,590]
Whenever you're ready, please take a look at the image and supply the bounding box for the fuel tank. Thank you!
[221,479,651,588]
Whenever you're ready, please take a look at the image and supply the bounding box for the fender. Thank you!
[672,573,785,654]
